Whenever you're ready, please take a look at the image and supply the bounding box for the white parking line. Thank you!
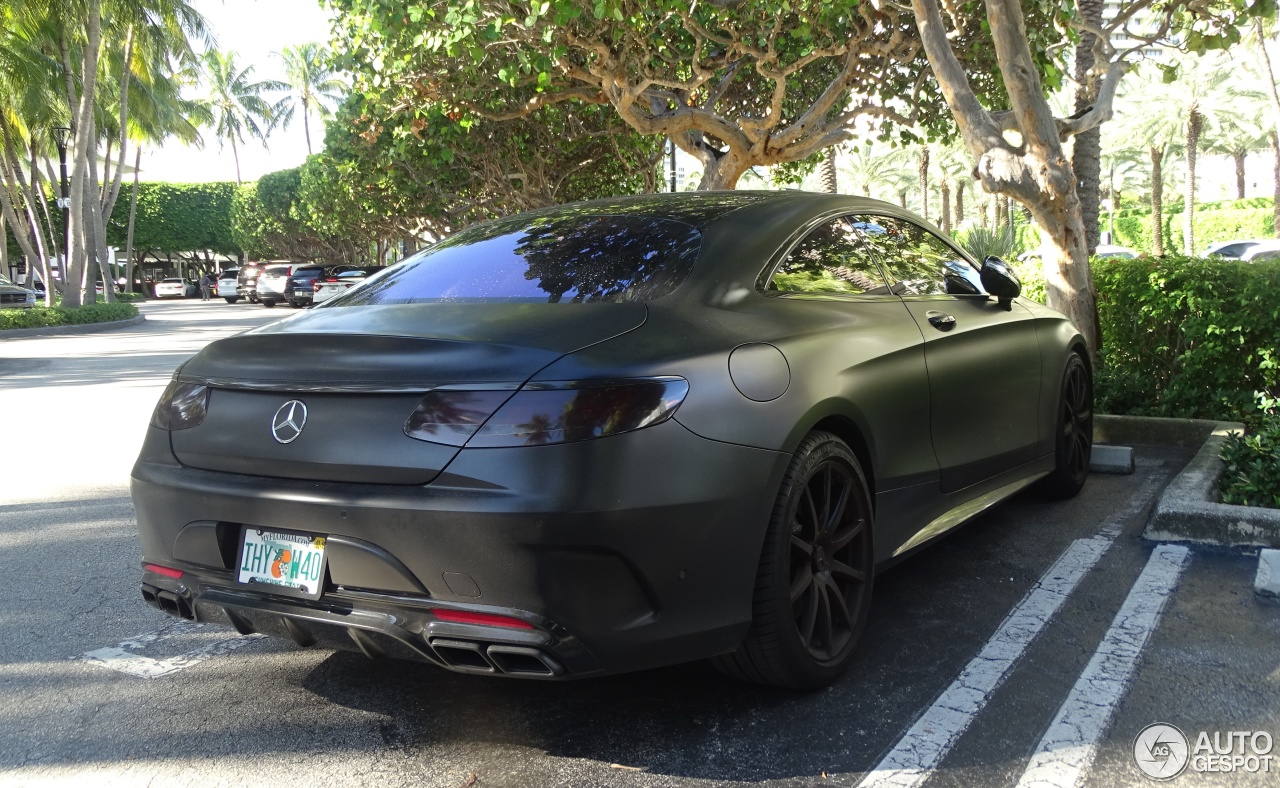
[1014,544,1191,788]
[857,480,1160,788]
[80,620,264,679]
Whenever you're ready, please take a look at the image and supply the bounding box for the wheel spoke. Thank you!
[802,485,820,532]
[822,465,833,528]
[829,557,866,584]
[830,518,865,551]
[800,582,820,644]
[817,581,834,650]
[829,583,856,630]
[791,562,813,602]
[791,533,813,557]
[827,470,852,533]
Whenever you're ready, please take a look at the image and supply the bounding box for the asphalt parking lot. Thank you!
[0,299,1276,787]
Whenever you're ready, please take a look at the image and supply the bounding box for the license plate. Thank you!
[236,527,327,599]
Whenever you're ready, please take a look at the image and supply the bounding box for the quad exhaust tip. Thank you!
[141,584,194,621]
[428,637,563,677]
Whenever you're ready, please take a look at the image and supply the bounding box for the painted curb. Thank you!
[1139,419,1280,548]
[0,313,145,338]
[1256,550,1280,598]
[1088,444,1135,475]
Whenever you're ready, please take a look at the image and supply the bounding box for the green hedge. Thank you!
[0,302,138,330]
[1093,255,1280,420]
[1109,203,1274,253]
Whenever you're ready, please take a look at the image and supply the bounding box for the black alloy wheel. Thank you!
[1038,352,1092,498]
[714,431,874,688]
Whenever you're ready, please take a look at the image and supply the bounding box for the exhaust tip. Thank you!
[428,638,496,673]
[487,645,563,677]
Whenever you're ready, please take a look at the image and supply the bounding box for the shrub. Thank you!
[957,225,1020,261]
[0,302,138,330]
[1093,255,1280,420]
[1220,394,1280,509]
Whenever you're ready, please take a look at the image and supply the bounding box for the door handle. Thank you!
[926,311,956,331]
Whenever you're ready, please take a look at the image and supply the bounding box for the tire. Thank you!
[262,299,276,308]
[224,297,238,304]
[1037,352,1092,499]
[713,431,874,689]
[289,300,304,309]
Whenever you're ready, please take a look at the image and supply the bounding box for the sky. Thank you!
[141,0,336,183]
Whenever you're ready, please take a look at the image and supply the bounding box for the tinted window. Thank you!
[768,218,888,295]
[293,266,324,278]
[263,265,291,277]
[857,215,983,296]
[328,214,702,306]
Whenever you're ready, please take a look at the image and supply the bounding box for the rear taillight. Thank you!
[431,609,532,629]
[151,380,209,431]
[403,378,688,448]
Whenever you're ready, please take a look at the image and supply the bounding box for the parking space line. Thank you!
[1014,544,1191,788]
[80,620,264,679]
[857,480,1160,788]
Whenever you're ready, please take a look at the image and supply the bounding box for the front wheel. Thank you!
[713,431,874,689]
[1037,352,1092,499]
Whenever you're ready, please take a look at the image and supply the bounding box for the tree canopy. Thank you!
[324,0,1058,189]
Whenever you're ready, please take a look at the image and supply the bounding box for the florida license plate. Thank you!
[237,527,327,599]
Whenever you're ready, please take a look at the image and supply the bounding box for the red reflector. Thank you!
[431,609,533,629]
[144,563,183,579]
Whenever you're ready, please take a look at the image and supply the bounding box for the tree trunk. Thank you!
[955,179,966,226]
[1272,132,1280,239]
[1184,109,1202,255]
[918,147,930,220]
[1235,152,1247,200]
[125,147,141,294]
[1072,0,1105,255]
[232,136,242,185]
[898,190,907,209]
[940,180,952,234]
[1150,146,1165,256]
[303,111,313,156]
[1029,190,1100,352]
[693,149,751,190]
[818,147,838,193]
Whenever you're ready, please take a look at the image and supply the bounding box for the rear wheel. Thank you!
[262,299,276,308]
[224,297,238,304]
[713,431,874,689]
[1037,353,1092,498]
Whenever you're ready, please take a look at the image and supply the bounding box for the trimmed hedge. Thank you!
[0,302,138,330]
[1093,255,1280,420]
[1109,203,1274,253]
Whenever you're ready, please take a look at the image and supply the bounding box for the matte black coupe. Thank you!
[132,192,1092,688]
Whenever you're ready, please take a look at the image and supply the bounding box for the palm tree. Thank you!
[838,143,915,203]
[275,43,345,155]
[1208,114,1268,200]
[201,50,285,183]
[1123,54,1259,254]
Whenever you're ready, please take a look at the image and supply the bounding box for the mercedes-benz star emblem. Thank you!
[271,400,308,444]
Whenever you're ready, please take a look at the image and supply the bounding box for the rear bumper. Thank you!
[131,420,790,677]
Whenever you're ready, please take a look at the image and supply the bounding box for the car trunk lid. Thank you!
[170,303,646,484]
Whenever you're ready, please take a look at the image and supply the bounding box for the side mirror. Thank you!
[980,256,1021,310]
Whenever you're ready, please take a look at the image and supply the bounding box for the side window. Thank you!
[768,217,890,296]
[856,215,984,296]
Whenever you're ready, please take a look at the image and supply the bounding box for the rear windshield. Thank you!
[263,265,291,276]
[293,267,324,277]
[327,213,702,306]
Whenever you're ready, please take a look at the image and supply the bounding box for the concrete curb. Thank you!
[1134,418,1280,548]
[0,313,146,338]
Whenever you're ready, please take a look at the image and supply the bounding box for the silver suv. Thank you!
[0,274,38,309]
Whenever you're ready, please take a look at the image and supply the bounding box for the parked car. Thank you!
[133,192,1090,689]
[154,277,197,298]
[216,269,241,303]
[255,264,298,307]
[1240,240,1280,262]
[283,265,356,308]
[311,266,386,304]
[237,262,268,304]
[1093,244,1137,259]
[1202,239,1265,259]
[0,274,38,309]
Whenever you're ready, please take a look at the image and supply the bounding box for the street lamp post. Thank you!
[51,126,72,287]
